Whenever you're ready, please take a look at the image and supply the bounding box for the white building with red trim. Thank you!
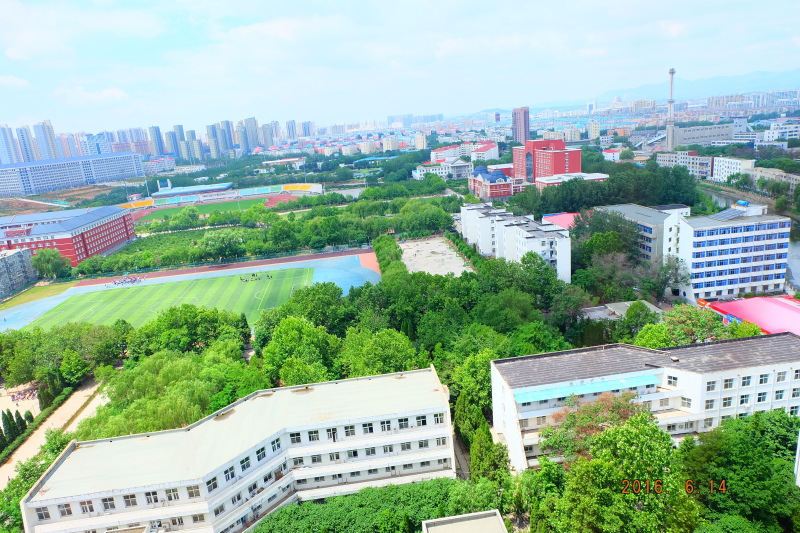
[0,206,135,267]
[430,142,498,163]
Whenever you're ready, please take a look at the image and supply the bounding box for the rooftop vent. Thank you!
[670,356,680,362]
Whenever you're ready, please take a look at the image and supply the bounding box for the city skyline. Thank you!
[1,0,799,132]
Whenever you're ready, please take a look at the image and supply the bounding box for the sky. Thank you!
[1,0,799,133]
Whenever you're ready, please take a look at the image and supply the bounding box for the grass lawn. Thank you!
[29,268,313,329]
[0,282,78,312]
[137,197,271,222]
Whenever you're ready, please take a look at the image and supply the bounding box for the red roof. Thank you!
[472,144,496,153]
[542,212,579,229]
[709,296,800,335]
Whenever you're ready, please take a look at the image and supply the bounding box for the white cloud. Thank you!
[51,86,130,105]
[0,75,29,88]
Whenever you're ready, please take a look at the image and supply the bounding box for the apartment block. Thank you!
[22,368,455,533]
[710,157,755,183]
[596,204,689,264]
[677,202,790,302]
[655,151,713,179]
[460,204,571,281]
[412,158,473,180]
[491,333,800,471]
[512,140,582,184]
[0,248,36,297]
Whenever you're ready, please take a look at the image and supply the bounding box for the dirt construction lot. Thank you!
[398,236,473,276]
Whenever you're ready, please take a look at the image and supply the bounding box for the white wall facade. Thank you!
[711,157,755,183]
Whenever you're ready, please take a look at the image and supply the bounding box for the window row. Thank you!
[290,438,448,466]
[295,459,450,485]
[706,371,800,392]
[35,486,199,520]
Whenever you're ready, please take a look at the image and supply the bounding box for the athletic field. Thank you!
[136,197,270,222]
[29,268,313,329]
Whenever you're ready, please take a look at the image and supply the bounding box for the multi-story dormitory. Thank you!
[492,333,800,471]
[22,368,456,533]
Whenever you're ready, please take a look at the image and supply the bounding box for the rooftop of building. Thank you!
[0,206,127,234]
[536,173,608,184]
[709,297,800,336]
[596,204,671,224]
[150,182,233,198]
[422,510,506,533]
[493,333,800,391]
[28,368,448,503]
[649,204,690,212]
[680,212,788,229]
[0,152,140,170]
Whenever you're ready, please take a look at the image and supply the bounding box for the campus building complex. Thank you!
[596,203,690,264]
[0,206,135,267]
[492,333,800,471]
[677,202,790,302]
[460,203,572,282]
[22,368,456,533]
[0,248,36,297]
[512,140,582,184]
[411,158,473,180]
[0,152,144,196]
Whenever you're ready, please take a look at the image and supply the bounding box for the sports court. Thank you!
[3,252,381,331]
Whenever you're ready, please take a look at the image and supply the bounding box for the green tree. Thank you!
[469,422,510,484]
[278,358,330,386]
[452,349,496,414]
[615,300,661,342]
[507,321,571,358]
[13,411,26,434]
[1,411,16,442]
[261,316,340,385]
[59,349,90,385]
[336,327,416,378]
[199,228,245,261]
[454,391,485,448]
[619,149,634,160]
[30,248,71,279]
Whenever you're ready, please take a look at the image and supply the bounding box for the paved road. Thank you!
[0,380,101,490]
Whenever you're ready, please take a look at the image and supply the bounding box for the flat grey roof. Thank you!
[422,510,506,533]
[597,204,670,225]
[493,333,800,390]
[30,368,447,503]
[680,213,787,229]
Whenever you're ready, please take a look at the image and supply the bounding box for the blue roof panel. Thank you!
[513,374,660,404]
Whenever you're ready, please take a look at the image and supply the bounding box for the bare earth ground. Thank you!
[398,236,473,276]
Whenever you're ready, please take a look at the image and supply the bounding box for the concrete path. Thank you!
[0,380,101,490]
[63,386,108,434]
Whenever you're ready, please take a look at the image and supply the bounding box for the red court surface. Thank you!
[709,296,800,335]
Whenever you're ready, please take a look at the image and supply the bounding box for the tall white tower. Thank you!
[666,68,676,151]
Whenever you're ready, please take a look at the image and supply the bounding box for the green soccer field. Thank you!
[29,268,313,329]
[136,197,270,221]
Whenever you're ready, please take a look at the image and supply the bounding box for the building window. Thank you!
[792,406,800,416]
[145,491,158,504]
[742,376,751,387]
[35,507,50,520]
[667,424,676,432]
[386,466,396,473]
[293,457,304,466]
[224,466,235,481]
[704,418,713,428]
[350,471,361,477]
[231,493,242,505]
[206,477,218,493]
[315,476,326,482]
[759,374,769,385]
[681,397,692,408]
[776,390,785,400]
[171,517,184,526]
[401,442,411,451]
[536,415,547,425]
[296,479,307,485]
[778,371,788,383]
[757,392,768,403]
[271,438,281,452]
[58,504,72,517]
[659,398,669,407]
[740,394,750,405]
[434,413,445,424]
[436,437,447,446]
[795,370,800,380]
[416,415,427,426]
[248,482,258,494]
[365,447,376,456]
[123,494,137,507]
[380,420,391,431]
[345,425,356,436]
[330,452,340,461]
[347,450,358,458]
[80,501,94,513]
[257,447,266,461]
[240,456,251,471]
[165,488,178,501]
[187,485,200,498]
[722,397,732,408]
[667,376,678,386]
[723,378,734,389]
[706,381,716,391]
[214,504,225,517]
[439,458,449,465]
[403,464,413,470]
[418,440,429,449]
[705,399,715,410]
[290,432,301,444]
[363,423,374,434]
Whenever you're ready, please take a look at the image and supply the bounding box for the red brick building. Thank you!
[0,206,135,267]
[469,166,527,201]
[512,139,582,184]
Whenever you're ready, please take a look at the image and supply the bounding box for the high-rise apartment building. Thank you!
[56,134,80,159]
[148,126,165,156]
[164,130,179,155]
[587,121,600,140]
[270,121,281,141]
[208,138,221,159]
[512,140,582,183]
[178,141,191,161]
[414,132,427,150]
[0,125,20,165]
[244,117,259,151]
[32,120,59,161]
[236,124,250,154]
[80,133,112,155]
[173,124,186,143]
[189,139,203,160]
[301,121,315,137]
[285,120,297,140]
[219,120,234,151]
[512,106,530,143]
[16,126,39,162]
[260,124,273,147]
[186,130,197,142]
